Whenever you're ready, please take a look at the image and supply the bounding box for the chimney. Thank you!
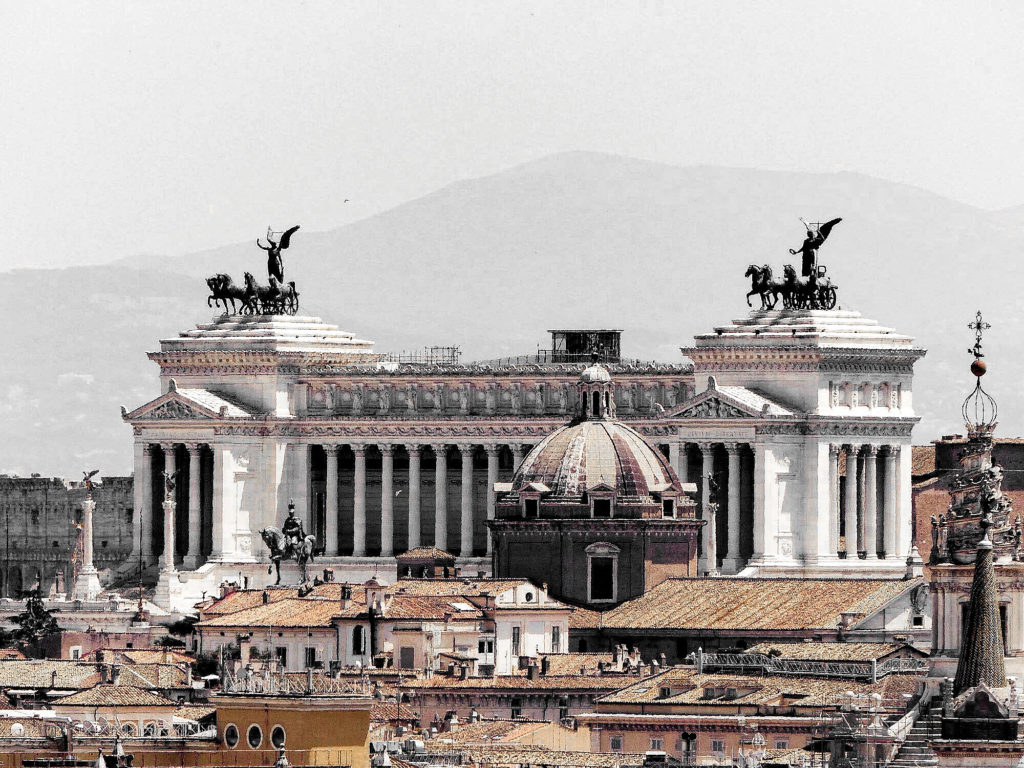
[659,653,667,668]
[323,568,335,583]
[52,670,60,688]
[97,664,108,684]
[239,634,252,665]
[341,584,352,609]
[459,664,469,680]
[262,590,270,605]
[541,656,551,676]
[111,665,121,686]
[526,661,539,680]
[186,665,193,686]
[96,649,106,664]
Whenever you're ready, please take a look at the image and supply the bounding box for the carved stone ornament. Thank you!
[677,396,751,420]
[145,399,207,420]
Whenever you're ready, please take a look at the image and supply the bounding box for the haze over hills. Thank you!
[4,151,1023,476]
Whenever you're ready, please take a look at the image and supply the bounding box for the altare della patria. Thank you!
[120,219,925,612]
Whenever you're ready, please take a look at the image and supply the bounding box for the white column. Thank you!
[699,442,715,574]
[161,495,177,573]
[434,445,449,550]
[380,444,395,557]
[883,446,898,559]
[722,443,742,573]
[751,442,766,563]
[669,442,680,480]
[325,445,340,556]
[134,442,152,566]
[352,444,367,557]
[863,445,878,560]
[406,445,422,551]
[161,445,177,569]
[295,444,312,538]
[512,444,526,471]
[459,444,475,558]
[485,444,500,555]
[845,444,861,558]
[676,442,689,484]
[829,444,840,557]
[185,443,202,569]
[210,444,227,560]
[72,496,101,600]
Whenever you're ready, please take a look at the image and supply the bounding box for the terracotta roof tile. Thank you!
[0,660,103,689]
[202,584,363,616]
[426,744,650,768]
[912,445,936,477]
[601,577,922,631]
[197,598,342,628]
[389,579,530,598]
[406,673,636,692]
[52,684,176,707]
[535,653,615,675]
[396,546,456,562]
[743,642,923,662]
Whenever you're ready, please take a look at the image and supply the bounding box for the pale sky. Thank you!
[3,1,1023,269]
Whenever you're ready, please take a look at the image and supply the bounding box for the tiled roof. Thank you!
[385,595,484,621]
[405,673,636,692]
[598,667,922,708]
[202,583,362,615]
[0,719,50,738]
[175,704,216,721]
[52,684,176,707]
[435,718,548,745]
[118,663,190,690]
[426,744,650,768]
[600,578,921,631]
[390,578,530,598]
[396,546,456,562]
[0,660,102,689]
[535,653,615,675]
[513,420,679,500]
[743,642,922,662]
[0,650,25,660]
[912,445,936,477]
[197,598,342,628]
[568,606,604,629]
[370,701,419,723]
[83,649,194,666]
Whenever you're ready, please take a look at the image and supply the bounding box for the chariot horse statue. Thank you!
[260,509,316,585]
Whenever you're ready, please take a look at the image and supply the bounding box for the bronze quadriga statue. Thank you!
[206,225,301,316]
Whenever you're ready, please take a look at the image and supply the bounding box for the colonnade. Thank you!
[832,443,903,559]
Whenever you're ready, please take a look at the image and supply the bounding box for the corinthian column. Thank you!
[435,445,448,550]
[325,445,340,556]
[406,445,422,551]
[883,446,899,559]
[722,443,742,573]
[512,444,526,471]
[845,444,860,558]
[135,443,153,566]
[863,445,879,560]
[185,443,203,569]
[459,444,475,558]
[160,444,177,569]
[352,444,367,557]
[698,442,715,574]
[380,444,395,557]
[485,445,500,555]
[72,494,101,600]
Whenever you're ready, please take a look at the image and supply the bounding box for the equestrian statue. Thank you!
[260,500,317,585]
[744,218,841,310]
[205,225,301,316]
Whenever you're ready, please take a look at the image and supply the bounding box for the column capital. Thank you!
[325,444,341,457]
[433,443,448,457]
[724,442,741,455]
[457,443,475,455]
[696,441,714,453]
[160,442,177,452]
[846,442,862,453]
[864,444,880,457]
[885,444,901,458]
[379,443,395,456]
[829,443,840,457]
[351,443,368,456]
[404,443,422,456]
[142,443,155,456]
[484,444,501,457]
[184,442,204,454]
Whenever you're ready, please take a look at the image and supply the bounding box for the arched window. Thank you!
[592,391,600,416]
[352,625,365,655]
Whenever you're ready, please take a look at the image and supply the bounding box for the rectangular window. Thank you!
[304,647,317,668]
[609,736,623,752]
[774,740,789,750]
[650,738,663,751]
[524,499,539,518]
[275,647,287,667]
[70,647,81,660]
[551,626,561,653]
[662,499,675,518]
[399,646,415,669]
[510,697,523,718]
[590,556,615,601]
[511,626,521,656]
[593,498,612,518]
[558,697,569,720]
[711,739,724,755]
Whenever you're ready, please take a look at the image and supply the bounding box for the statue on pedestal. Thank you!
[206,225,301,316]
[259,500,317,585]
[743,218,842,310]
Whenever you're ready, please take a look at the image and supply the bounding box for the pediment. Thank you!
[123,392,220,422]
[668,392,758,420]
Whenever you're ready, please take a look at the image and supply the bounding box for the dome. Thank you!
[512,419,679,501]
[579,362,612,384]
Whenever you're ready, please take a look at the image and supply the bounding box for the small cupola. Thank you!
[577,360,615,421]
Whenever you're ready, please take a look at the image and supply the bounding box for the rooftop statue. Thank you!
[81,469,99,496]
[744,218,841,311]
[206,225,301,316]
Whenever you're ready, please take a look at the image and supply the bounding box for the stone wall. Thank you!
[0,476,133,596]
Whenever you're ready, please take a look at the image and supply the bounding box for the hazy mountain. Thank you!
[5,151,1023,475]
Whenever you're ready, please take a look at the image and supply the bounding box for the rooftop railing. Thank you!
[695,650,929,682]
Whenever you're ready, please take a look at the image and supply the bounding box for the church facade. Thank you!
[123,306,924,611]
